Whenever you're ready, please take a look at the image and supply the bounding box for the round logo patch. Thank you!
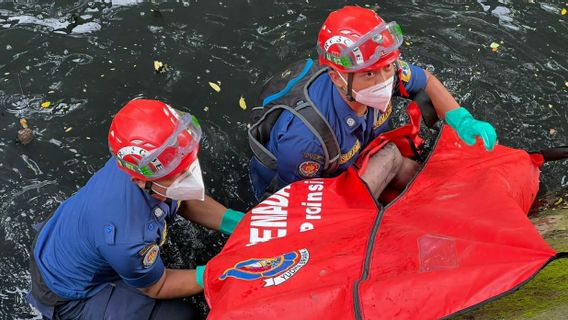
[298,161,320,178]
[143,244,160,268]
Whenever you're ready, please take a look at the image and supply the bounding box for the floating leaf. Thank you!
[562,8,567,16]
[490,42,500,49]
[65,127,73,133]
[549,128,557,136]
[19,118,28,129]
[203,106,209,112]
[41,101,51,108]
[239,96,247,110]
[154,60,163,72]
[554,197,564,206]
[565,81,568,88]
[209,82,221,92]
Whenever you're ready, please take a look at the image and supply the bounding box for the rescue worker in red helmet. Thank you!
[249,5,497,200]
[27,99,245,319]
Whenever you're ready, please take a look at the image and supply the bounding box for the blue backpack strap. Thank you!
[262,59,314,106]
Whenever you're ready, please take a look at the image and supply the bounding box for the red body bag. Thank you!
[203,121,558,319]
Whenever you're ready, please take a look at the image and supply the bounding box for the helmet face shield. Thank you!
[319,21,403,71]
[114,109,202,180]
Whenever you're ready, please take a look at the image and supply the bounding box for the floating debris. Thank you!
[549,128,557,136]
[490,42,500,52]
[203,106,209,112]
[239,96,247,110]
[17,118,34,145]
[565,81,568,88]
[154,60,168,73]
[209,82,221,92]
[562,8,567,16]
[65,127,73,133]
[40,101,51,108]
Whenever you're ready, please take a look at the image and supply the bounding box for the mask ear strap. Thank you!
[345,72,355,102]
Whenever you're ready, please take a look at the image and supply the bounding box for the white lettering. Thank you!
[248,186,291,246]
[300,222,314,232]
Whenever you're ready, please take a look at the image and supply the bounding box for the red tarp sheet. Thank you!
[203,126,557,319]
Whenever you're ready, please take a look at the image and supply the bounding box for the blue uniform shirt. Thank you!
[34,158,179,300]
[250,60,427,199]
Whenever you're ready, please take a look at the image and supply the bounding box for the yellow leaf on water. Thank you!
[65,127,72,133]
[565,81,568,88]
[209,82,221,92]
[41,101,51,108]
[490,42,500,49]
[239,96,247,110]
[20,118,28,129]
[154,60,163,72]
[561,8,567,15]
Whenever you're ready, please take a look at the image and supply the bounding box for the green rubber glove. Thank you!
[196,265,205,288]
[445,107,497,151]
[220,209,245,235]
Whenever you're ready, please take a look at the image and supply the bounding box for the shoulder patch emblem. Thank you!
[339,139,361,165]
[298,161,320,178]
[398,60,411,83]
[142,244,160,268]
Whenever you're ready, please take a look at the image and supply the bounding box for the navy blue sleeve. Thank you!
[272,113,325,185]
[98,242,165,288]
[394,59,428,98]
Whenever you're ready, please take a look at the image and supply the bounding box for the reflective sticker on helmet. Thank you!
[116,146,164,176]
[323,35,364,65]
[298,161,321,178]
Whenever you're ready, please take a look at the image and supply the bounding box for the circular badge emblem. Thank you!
[346,117,356,127]
[143,244,160,268]
[298,161,321,178]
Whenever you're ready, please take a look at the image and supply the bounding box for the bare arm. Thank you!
[177,195,227,231]
[423,70,460,118]
[139,268,202,299]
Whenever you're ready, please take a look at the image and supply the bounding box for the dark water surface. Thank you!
[1,0,567,318]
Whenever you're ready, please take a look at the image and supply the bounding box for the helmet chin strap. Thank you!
[144,181,157,195]
[345,72,355,102]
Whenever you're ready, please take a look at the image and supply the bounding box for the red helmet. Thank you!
[317,6,403,73]
[108,99,202,181]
